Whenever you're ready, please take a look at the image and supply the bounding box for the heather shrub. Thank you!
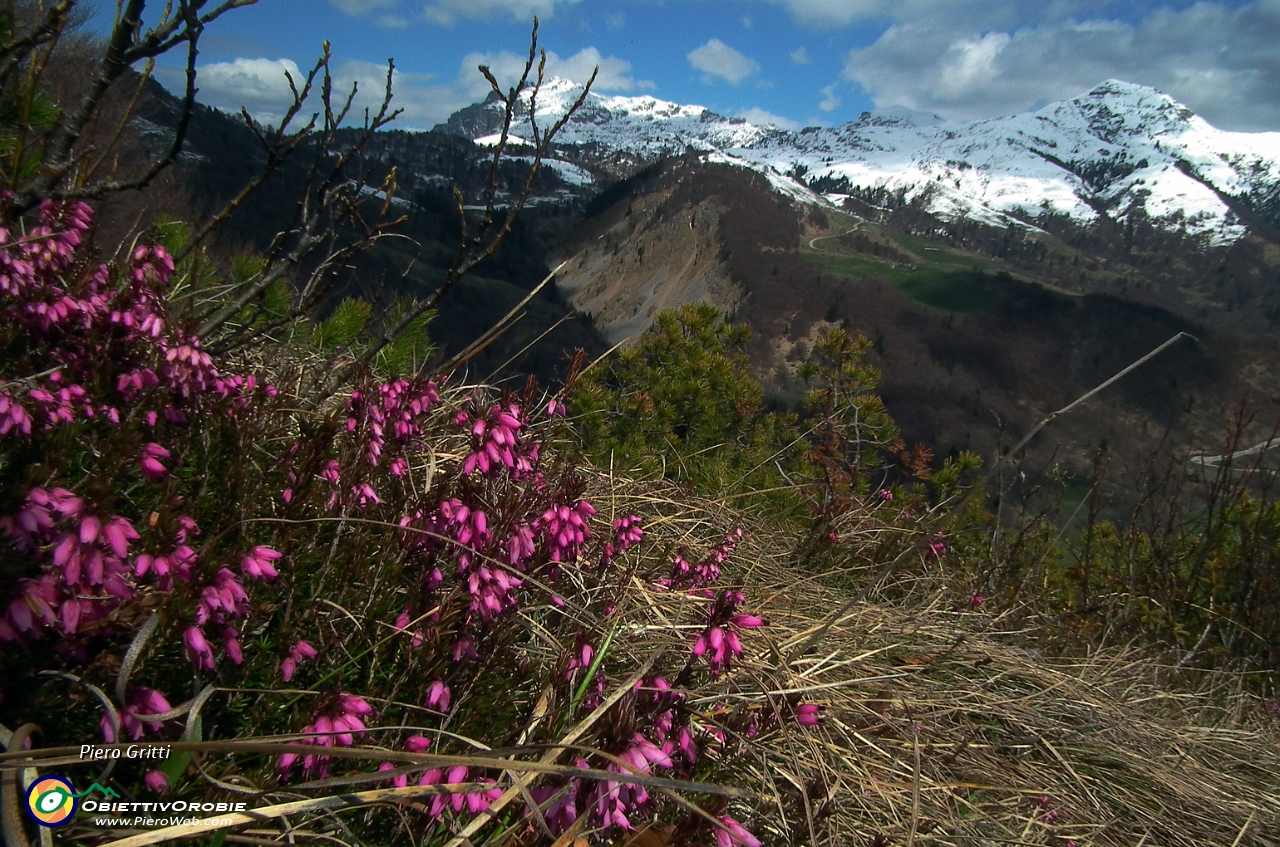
[0,201,783,845]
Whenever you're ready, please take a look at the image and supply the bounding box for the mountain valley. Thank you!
[147,74,1280,488]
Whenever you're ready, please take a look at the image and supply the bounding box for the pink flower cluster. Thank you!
[0,389,34,436]
[638,676,699,766]
[535,500,596,566]
[600,514,643,566]
[132,517,199,592]
[279,694,374,780]
[99,687,173,743]
[418,765,504,818]
[795,703,822,728]
[458,402,536,477]
[186,545,278,672]
[715,815,763,847]
[1,202,282,663]
[663,527,742,590]
[0,488,137,643]
[692,590,765,678]
[379,736,504,821]
[592,733,673,829]
[280,640,317,683]
[345,378,440,470]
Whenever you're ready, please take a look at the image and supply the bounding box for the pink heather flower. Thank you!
[677,726,698,764]
[796,703,822,728]
[144,770,169,794]
[405,735,431,753]
[877,488,894,502]
[461,402,527,477]
[969,594,985,608]
[78,515,101,545]
[139,442,171,480]
[240,545,282,581]
[352,483,381,508]
[103,516,138,558]
[393,608,425,647]
[197,568,250,624]
[535,500,596,564]
[426,680,451,713]
[123,687,173,740]
[223,628,244,665]
[339,694,373,716]
[0,392,33,437]
[281,639,319,683]
[379,761,406,788]
[184,626,215,672]
[505,523,536,568]
[715,815,762,847]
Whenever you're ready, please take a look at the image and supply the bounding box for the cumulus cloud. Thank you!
[790,46,810,65]
[687,39,761,85]
[839,1,1280,130]
[818,83,840,112]
[188,58,309,124]
[182,46,645,130]
[736,106,800,130]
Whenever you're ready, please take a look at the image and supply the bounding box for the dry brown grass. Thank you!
[586,477,1280,847]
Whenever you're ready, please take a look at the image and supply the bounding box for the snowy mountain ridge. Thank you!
[437,78,1280,243]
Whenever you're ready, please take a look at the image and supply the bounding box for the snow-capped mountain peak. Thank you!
[437,78,1280,243]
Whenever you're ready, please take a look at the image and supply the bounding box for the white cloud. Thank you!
[330,0,399,15]
[765,0,1026,29]
[182,45,641,130]
[741,15,754,28]
[818,83,840,112]
[461,46,648,93]
[687,39,761,85]
[790,46,810,65]
[839,1,1280,130]
[736,106,800,130]
[604,11,625,31]
[418,0,582,25]
[773,0,883,28]
[191,58,308,124]
[330,0,582,25]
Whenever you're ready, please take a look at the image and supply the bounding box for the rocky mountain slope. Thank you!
[550,154,1280,483]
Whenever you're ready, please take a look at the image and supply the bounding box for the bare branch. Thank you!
[337,19,597,395]
[195,50,402,341]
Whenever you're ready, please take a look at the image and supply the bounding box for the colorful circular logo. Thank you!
[26,775,78,828]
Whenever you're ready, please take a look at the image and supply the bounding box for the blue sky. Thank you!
[84,0,1280,132]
